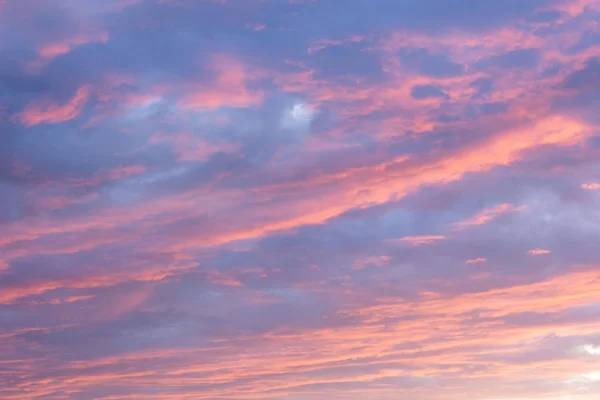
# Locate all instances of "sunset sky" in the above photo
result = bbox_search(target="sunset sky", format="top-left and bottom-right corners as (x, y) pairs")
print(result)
(2, 0), (600, 399)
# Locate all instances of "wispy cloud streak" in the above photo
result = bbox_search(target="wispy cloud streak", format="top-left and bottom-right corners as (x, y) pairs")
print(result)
(1, 0), (600, 399)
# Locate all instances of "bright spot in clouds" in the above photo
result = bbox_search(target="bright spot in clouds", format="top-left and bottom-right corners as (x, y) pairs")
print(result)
(281, 101), (316, 130)
(581, 344), (600, 355)
(580, 371), (600, 381)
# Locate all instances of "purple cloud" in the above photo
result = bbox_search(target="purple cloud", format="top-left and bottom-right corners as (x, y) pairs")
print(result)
(1, 0), (600, 399)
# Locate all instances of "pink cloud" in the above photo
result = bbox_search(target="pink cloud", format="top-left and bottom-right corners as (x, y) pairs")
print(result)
(453, 203), (524, 230)
(582, 183), (600, 190)
(178, 56), (264, 110)
(4, 5), (600, 399)
(38, 31), (109, 59)
(205, 270), (243, 287)
(466, 258), (487, 264)
(528, 248), (551, 255)
(394, 235), (446, 246)
(150, 131), (238, 161)
(245, 23), (266, 31)
(20, 85), (91, 127)
(353, 255), (391, 270)
(30, 192), (100, 212)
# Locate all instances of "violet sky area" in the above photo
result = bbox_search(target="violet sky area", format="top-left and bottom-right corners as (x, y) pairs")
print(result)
(2, 0), (600, 399)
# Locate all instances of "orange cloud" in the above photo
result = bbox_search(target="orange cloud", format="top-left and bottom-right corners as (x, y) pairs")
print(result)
(21, 85), (91, 127)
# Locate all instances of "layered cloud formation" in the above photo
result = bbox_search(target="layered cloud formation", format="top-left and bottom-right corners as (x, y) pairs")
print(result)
(2, 0), (600, 399)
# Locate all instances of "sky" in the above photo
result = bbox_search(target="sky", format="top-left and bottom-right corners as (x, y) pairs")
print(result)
(1, 0), (600, 399)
